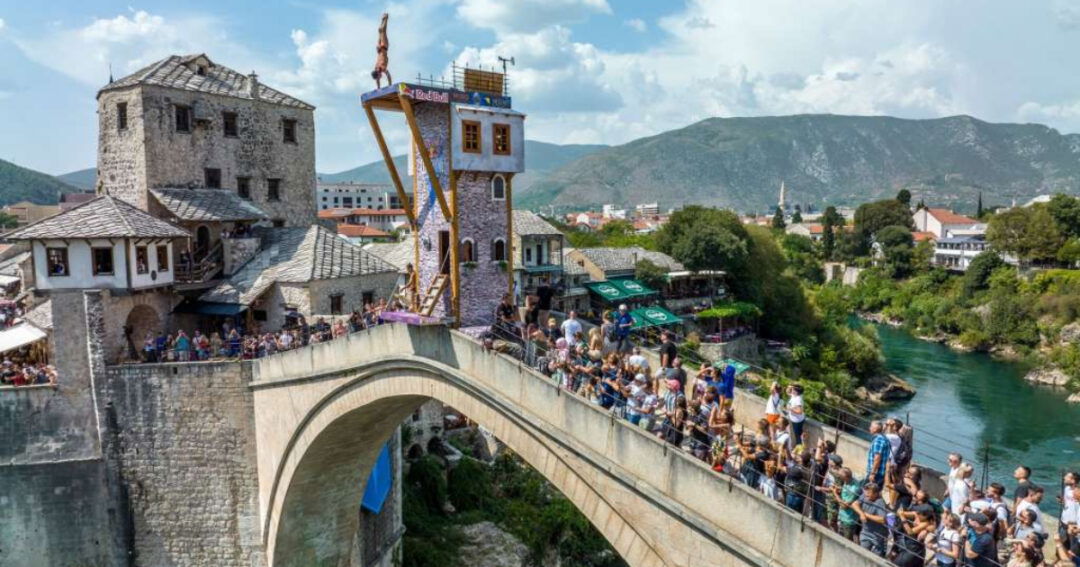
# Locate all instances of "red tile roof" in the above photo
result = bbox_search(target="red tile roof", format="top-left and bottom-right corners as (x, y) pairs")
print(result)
(317, 208), (352, 219)
(337, 224), (391, 237)
(350, 208), (407, 216)
(927, 208), (977, 225)
(912, 231), (936, 242)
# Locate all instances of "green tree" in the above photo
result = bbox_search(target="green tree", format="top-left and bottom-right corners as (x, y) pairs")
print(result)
(960, 251), (1006, 299)
(772, 206), (786, 229)
(791, 205), (803, 224)
(976, 192), (984, 219)
(1058, 238), (1080, 266)
(822, 206), (845, 227)
(822, 224), (836, 260)
(780, 233), (823, 284)
(655, 206), (749, 273)
(634, 258), (668, 290)
(1046, 193), (1080, 239)
(896, 189), (912, 206)
(875, 225), (915, 278)
(0, 212), (17, 229)
(986, 206), (1063, 266)
(854, 199), (916, 237)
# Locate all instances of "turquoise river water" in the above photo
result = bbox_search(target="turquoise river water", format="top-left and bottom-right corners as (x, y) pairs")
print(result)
(873, 323), (1080, 510)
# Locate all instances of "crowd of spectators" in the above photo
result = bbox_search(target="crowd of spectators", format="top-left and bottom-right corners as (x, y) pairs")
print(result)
(138, 301), (393, 363)
(484, 305), (1080, 567)
(0, 360), (56, 387)
(0, 300), (23, 329)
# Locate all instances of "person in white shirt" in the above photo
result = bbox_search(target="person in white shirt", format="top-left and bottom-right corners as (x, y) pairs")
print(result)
(627, 346), (649, 372)
(1016, 485), (1047, 537)
(764, 381), (783, 431)
(560, 311), (583, 344)
(1060, 471), (1079, 527)
(785, 384), (806, 447)
(948, 463), (974, 517)
(944, 453), (963, 506)
(884, 418), (902, 465)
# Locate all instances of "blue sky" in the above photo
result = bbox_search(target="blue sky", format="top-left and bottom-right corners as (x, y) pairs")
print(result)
(4, 1), (1080, 175)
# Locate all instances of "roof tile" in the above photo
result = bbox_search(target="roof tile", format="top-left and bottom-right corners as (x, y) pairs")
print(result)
(3, 196), (189, 240)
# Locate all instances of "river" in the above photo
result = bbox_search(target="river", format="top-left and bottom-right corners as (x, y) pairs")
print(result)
(872, 323), (1080, 510)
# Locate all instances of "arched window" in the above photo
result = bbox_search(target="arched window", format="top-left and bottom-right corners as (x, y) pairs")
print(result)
(459, 238), (476, 262)
(491, 175), (506, 201)
(491, 238), (506, 261)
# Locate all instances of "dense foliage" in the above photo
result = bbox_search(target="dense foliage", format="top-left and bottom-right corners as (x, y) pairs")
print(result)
(404, 450), (626, 567)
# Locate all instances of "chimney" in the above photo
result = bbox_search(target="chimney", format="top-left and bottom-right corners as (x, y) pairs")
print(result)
(247, 72), (259, 99)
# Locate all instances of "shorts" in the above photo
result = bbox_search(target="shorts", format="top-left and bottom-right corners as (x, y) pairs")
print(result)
(765, 413), (780, 424)
(838, 523), (860, 540)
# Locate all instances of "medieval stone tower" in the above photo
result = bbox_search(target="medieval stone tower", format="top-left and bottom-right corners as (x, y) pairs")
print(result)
(362, 67), (525, 326)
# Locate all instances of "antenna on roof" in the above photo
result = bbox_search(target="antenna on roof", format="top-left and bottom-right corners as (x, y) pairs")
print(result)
(497, 55), (515, 75)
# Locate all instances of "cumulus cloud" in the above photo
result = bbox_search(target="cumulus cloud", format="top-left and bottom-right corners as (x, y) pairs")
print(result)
(624, 18), (646, 33)
(456, 0), (611, 33)
(0, 18), (6, 32)
(12, 10), (263, 87)
(1053, 0), (1080, 29)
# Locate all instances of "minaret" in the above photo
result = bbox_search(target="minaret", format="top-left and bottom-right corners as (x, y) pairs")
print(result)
(778, 180), (787, 210)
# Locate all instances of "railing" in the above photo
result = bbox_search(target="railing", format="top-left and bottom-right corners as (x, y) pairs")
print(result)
(412, 62), (511, 97)
(176, 241), (223, 284)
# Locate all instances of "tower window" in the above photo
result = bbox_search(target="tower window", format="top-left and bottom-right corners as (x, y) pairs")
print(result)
(237, 176), (251, 200)
(175, 105), (192, 133)
(92, 247), (114, 276)
(135, 246), (149, 274)
(491, 175), (506, 201)
(493, 123), (511, 155)
(117, 102), (128, 131)
(330, 293), (344, 315)
(46, 248), (69, 277)
(491, 238), (506, 261)
(460, 239), (476, 262)
(462, 120), (481, 153)
(282, 119), (297, 143)
(267, 178), (281, 201)
(156, 245), (169, 271)
(223, 112), (238, 137)
(204, 168), (222, 189)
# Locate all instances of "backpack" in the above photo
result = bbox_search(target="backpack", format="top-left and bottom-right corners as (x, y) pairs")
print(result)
(893, 434), (912, 467)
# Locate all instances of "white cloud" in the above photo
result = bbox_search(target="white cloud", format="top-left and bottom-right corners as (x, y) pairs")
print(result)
(0, 18), (6, 32)
(456, 0), (611, 33)
(1054, 0), (1080, 29)
(624, 18), (646, 33)
(12, 10), (264, 87)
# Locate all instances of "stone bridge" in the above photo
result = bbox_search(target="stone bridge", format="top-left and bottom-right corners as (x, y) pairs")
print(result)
(250, 323), (889, 567)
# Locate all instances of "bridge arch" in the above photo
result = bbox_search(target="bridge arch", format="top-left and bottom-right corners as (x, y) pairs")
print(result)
(252, 324), (889, 567)
(261, 359), (667, 567)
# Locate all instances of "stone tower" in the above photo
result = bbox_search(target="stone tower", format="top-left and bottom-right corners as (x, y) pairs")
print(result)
(95, 54), (317, 226)
(362, 68), (525, 326)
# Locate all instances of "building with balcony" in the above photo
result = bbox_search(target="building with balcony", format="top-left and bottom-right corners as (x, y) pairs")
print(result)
(511, 210), (564, 297)
(933, 234), (992, 271)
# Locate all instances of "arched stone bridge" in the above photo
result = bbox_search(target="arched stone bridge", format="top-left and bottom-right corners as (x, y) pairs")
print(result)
(250, 323), (888, 567)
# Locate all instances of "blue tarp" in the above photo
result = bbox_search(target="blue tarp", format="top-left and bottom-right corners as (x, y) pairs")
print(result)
(361, 442), (393, 514)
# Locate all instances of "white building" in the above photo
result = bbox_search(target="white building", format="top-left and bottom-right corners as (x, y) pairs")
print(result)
(316, 182), (401, 211)
(602, 204), (627, 220)
(933, 234), (991, 271)
(634, 202), (659, 217)
(4, 197), (189, 292)
(913, 208), (983, 239)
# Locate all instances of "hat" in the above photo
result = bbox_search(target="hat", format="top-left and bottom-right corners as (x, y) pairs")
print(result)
(633, 373), (647, 383)
(666, 379), (681, 392)
(968, 512), (990, 527)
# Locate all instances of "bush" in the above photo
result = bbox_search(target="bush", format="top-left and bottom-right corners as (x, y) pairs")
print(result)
(447, 457), (494, 513)
(957, 329), (990, 350)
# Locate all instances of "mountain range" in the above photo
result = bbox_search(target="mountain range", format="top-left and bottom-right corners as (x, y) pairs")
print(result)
(8, 114), (1080, 213)
(518, 114), (1080, 213)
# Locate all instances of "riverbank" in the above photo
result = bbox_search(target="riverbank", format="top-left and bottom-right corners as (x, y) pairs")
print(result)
(873, 321), (1080, 513)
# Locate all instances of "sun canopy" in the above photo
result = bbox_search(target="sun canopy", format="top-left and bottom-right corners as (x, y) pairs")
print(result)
(585, 278), (657, 303)
(632, 306), (681, 327)
(716, 358), (751, 376)
(0, 323), (47, 353)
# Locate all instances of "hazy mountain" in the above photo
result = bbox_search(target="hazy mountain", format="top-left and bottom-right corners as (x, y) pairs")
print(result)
(318, 140), (607, 192)
(0, 159), (81, 206)
(517, 114), (1080, 214)
(56, 168), (97, 190)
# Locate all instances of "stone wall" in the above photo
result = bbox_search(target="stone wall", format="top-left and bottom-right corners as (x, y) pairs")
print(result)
(307, 272), (398, 317)
(412, 102), (511, 325)
(98, 87), (150, 206)
(105, 361), (266, 567)
(224, 237), (261, 275)
(0, 290), (131, 567)
(98, 84), (316, 226)
(101, 289), (178, 364)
